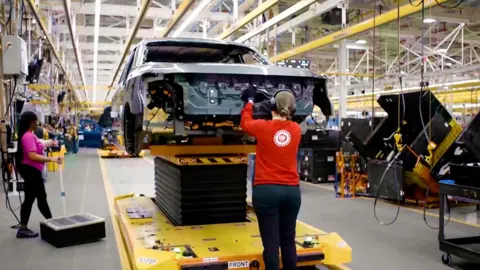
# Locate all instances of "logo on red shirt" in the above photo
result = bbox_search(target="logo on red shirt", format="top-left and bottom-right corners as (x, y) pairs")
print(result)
(273, 130), (291, 147)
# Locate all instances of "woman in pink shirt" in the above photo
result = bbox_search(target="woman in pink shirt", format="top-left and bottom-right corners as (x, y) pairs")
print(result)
(15, 111), (62, 238)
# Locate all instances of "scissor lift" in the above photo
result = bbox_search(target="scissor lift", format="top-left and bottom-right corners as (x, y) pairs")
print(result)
(114, 138), (352, 270)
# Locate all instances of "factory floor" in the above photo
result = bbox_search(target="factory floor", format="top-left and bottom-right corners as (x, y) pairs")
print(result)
(1, 149), (479, 270)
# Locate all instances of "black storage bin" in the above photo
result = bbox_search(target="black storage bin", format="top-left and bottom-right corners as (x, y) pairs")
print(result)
(298, 148), (337, 183)
(40, 213), (106, 248)
(367, 160), (404, 201)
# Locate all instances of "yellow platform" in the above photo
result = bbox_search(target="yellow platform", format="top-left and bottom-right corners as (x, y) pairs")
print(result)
(99, 149), (145, 158)
(115, 194), (352, 270)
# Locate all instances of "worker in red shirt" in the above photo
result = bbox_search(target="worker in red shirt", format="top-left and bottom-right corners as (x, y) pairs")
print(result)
(240, 87), (302, 270)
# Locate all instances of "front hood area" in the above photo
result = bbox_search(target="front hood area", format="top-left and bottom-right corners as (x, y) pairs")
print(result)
(131, 62), (317, 79)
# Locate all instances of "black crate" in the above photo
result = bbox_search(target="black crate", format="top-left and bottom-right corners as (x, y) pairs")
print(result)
(298, 148), (337, 183)
(154, 157), (248, 226)
(367, 160), (404, 201)
(40, 214), (106, 248)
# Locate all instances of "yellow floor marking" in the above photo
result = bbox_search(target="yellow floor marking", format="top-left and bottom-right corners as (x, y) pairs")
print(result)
(143, 156), (154, 165)
(97, 149), (131, 270)
(326, 264), (352, 270)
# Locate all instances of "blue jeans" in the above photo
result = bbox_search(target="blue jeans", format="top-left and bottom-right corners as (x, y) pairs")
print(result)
(252, 184), (301, 270)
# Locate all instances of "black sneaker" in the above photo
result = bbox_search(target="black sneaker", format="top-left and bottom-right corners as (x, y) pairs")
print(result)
(16, 228), (39, 238)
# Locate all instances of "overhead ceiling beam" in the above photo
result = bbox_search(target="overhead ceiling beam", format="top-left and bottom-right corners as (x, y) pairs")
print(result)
(217, 0), (279, 40)
(25, 0), (79, 100)
(92, 0), (102, 102)
(61, 41), (125, 51)
(207, 0), (258, 35)
(158, 0), (195, 37)
(56, 25), (203, 39)
(236, 0), (336, 43)
(43, 3), (230, 22)
(257, 2), (333, 42)
(70, 54), (121, 61)
(106, 0), (153, 94)
(172, 0), (213, 37)
(106, 0), (195, 101)
(270, 0), (449, 63)
(62, 0), (86, 95)
(84, 63), (118, 69)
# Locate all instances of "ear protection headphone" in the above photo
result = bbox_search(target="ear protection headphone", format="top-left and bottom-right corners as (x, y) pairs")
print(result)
(269, 90), (296, 116)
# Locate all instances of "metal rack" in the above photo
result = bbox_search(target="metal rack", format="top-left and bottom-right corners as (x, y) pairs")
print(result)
(438, 182), (480, 266)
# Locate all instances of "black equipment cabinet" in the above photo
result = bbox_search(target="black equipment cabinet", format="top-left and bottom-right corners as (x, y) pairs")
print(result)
(298, 129), (339, 184)
(298, 148), (337, 183)
(367, 160), (405, 201)
(438, 183), (480, 266)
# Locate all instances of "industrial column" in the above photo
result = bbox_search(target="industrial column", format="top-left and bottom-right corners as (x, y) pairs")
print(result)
(337, 1), (349, 121)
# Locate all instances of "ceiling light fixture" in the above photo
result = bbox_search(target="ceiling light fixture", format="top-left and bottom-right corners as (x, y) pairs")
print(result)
(355, 39), (367, 44)
(93, 0), (101, 102)
(172, 0), (212, 37)
(423, 18), (436, 24)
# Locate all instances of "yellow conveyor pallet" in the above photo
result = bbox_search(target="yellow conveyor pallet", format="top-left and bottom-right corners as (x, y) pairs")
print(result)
(114, 194), (352, 270)
(99, 149), (145, 158)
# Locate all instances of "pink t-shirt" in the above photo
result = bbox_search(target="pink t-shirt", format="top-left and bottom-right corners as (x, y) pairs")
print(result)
(22, 132), (44, 171)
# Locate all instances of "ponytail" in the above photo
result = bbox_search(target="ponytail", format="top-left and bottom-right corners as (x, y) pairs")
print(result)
(279, 109), (292, 120)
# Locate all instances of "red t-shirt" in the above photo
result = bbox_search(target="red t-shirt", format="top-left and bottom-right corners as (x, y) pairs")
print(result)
(240, 102), (301, 186)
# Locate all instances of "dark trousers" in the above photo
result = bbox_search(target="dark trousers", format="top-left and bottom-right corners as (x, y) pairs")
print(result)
(253, 184), (301, 270)
(18, 164), (52, 226)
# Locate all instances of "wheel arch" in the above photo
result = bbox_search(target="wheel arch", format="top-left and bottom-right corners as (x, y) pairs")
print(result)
(128, 77), (146, 115)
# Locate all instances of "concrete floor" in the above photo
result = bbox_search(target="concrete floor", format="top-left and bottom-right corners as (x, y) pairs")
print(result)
(1, 149), (479, 270)
(0, 149), (121, 270)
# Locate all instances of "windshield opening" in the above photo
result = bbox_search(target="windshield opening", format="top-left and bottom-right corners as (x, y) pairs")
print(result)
(143, 41), (268, 65)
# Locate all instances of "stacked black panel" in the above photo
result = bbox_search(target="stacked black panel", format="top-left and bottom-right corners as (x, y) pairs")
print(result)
(154, 157), (248, 226)
(340, 117), (384, 154)
(340, 117), (385, 174)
